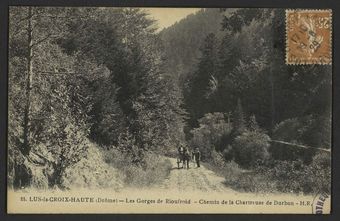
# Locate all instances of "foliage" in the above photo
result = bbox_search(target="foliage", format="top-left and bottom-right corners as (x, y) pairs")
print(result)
(256, 152), (331, 194)
(221, 8), (272, 32)
(90, 80), (126, 146)
(218, 152), (331, 194)
(273, 118), (303, 144)
(62, 8), (187, 150)
(8, 7), (95, 188)
(63, 143), (124, 190)
(116, 129), (144, 165)
(8, 7), (186, 189)
(232, 98), (246, 135)
(190, 113), (232, 160)
(104, 148), (172, 187)
(224, 171), (277, 193)
(184, 33), (220, 127)
(232, 131), (270, 169)
(273, 114), (331, 149)
(248, 115), (260, 132)
(8, 7), (332, 194)
(177, 9), (331, 195)
(180, 8), (331, 137)
(160, 9), (225, 86)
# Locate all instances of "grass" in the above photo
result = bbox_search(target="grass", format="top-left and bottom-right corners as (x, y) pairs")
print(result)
(62, 143), (124, 190)
(205, 152), (331, 195)
(104, 148), (172, 188)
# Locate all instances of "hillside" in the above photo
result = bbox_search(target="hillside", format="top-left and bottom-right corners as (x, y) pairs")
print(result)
(160, 8), (233, 83)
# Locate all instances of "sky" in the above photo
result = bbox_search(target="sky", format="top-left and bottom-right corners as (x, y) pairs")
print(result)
(144, 8), (200, 31)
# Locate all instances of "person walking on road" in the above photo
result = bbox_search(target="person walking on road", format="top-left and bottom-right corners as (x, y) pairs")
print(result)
(192, 147), (201, 168)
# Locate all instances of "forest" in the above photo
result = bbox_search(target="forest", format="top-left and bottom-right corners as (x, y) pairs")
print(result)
(8, 8), (331, 194)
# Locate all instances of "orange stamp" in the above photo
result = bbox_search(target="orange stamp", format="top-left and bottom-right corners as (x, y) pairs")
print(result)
(286, 9), (332, 65)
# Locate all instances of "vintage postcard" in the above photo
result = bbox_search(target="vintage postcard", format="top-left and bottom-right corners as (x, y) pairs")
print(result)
(7, 7), (332, 214)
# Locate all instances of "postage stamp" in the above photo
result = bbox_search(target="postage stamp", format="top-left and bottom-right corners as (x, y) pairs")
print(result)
(286, 9), (332, 65)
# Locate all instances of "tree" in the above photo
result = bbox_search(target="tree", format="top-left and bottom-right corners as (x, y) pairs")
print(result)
(90, 81), (126, 146)
(190, 113), (232, 160)
(8, 7), (94, 188)
(184, 33), (219, 127)
(232, 131), (270, 169)
(10, 7), (75, 156)
(221, 8), (272, 33)
(248, 115), (260, 132)
(60, 8), (187, 153)
(160, 9), (224, 86)
(233, 98), (246, 135)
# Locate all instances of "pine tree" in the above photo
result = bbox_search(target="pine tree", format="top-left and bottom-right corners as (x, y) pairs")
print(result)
(248, 114), (260, 132)
(90, 80), (126, 146)
(61, 8), (187, 153)
(185, 33), (219, 127)
(233, 98), (246, 135)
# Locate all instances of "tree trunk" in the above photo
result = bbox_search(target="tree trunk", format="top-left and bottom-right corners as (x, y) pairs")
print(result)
(22, 7), (33, 156)
(269, 65), (275, 134)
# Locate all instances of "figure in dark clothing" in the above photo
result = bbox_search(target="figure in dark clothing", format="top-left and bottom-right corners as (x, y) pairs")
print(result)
(177, 144), (184, 168)
(192, 147), (201, 168)
(183, 149), (190, 169)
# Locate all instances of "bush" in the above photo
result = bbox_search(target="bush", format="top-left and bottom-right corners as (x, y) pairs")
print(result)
(225, 171), (277, 193)
(273, 117), (303, 144)
(308, 152), (331, 193)
(206, 143), (330, 194)
(232, 131), (270, 168)
(210, 150), (227, 168)
(259, 152), (331, 194)
(206, 158), (277, 193)
(261, 160), (309, 193)
(269, 141), (316, 163)
(104, 148), (172, 187)
(271, 115), (330, 163)
(222, 145), (234, 161)
(273, 114), (331, 149)
(238, 151), (331, 194)
(62, 144), (124, 190)
(125, 154), (172, 187)
(190, 112), (232, 160)
(301, 114), (331, 149)
(221, 151), (330, 194)
(102, 129), (172, 187)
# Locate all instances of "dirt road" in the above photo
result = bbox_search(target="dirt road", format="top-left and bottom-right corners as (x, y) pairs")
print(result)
(158, 158), (238, 193)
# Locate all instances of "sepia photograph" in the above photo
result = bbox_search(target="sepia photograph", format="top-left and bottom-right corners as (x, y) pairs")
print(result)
(7, 7), (332, 214)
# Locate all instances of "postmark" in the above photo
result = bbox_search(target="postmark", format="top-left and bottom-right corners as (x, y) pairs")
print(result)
(312, 191), (331, 214)
(286, 9), (332, 65)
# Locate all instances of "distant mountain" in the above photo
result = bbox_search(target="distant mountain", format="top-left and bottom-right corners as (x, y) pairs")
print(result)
(160, 8), (233, 83)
